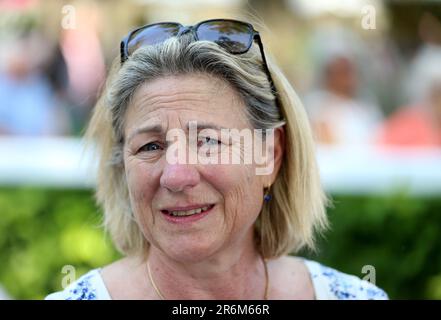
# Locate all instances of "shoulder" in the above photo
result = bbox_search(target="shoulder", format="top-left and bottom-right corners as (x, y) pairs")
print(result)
(303, 259), (389, 300)
(45, 269), (111, 300)
(267, 255), (315, 299)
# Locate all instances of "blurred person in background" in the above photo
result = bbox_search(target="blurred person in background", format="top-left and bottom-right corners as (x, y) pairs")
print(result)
(0, 0), (105, 137)
(378, 13), (441, 147)
(0, 30), (71, 136)
(304, 28), (383, 145)
(59, 1), (106, 134)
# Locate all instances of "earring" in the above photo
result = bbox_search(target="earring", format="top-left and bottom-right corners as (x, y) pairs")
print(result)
(264, 184), (272, 202)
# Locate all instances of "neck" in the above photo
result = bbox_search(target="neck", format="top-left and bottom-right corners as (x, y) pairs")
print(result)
(145, 234), (268, 299)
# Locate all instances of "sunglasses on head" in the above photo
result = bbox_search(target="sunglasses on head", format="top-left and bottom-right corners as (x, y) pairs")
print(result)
(120, 19), (277, 97)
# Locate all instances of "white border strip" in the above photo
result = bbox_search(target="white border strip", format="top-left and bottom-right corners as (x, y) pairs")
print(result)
(1, 137), (440, 194)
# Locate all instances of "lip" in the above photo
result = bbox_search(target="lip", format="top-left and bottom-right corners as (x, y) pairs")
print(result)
(160, 204), (215, 224)
(161, 203), (213, 212)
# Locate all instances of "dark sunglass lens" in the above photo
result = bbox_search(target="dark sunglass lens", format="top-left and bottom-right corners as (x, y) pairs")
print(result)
(127, 23), (181, 55)
(197, 20), (253, 54)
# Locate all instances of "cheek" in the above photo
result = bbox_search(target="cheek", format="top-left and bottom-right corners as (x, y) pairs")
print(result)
(203, 164), (263, 226)
(125, 160), (157, 215)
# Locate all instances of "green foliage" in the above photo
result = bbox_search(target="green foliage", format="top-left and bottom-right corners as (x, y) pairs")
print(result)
(0, 187), (120, 299)
(0, 187), (440, 299)
(304, 193), (441, 299)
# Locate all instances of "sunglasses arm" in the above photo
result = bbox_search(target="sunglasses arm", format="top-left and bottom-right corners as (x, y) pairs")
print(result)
(253, 34), (279, 102)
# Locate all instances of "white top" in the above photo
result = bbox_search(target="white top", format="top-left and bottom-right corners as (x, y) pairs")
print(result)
(45, 259), (388, 300)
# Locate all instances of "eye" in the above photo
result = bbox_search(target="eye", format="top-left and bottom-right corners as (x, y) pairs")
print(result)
(138, 142), (163, 153)
(198, 136), (221, 147)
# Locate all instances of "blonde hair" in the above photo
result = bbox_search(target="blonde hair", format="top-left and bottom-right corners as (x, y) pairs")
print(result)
(86, 32), (328, 258)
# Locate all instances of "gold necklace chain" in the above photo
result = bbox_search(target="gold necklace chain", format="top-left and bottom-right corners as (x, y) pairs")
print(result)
(146, 259), (166, 300)
(147, 255), (269, 300)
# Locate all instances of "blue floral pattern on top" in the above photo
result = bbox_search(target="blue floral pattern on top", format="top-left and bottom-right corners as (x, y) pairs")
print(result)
(66, 272), (97, 300)
(45, 259), (388, 300)
(45, 269), (109, 300)
(305, 260), (388, 300)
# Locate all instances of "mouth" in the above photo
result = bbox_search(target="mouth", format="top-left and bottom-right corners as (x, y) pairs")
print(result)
(160, 204), (215, 223)
(161, 204), (215, 217)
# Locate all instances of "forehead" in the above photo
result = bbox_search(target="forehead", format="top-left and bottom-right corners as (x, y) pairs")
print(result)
(125, 73), (250, 130)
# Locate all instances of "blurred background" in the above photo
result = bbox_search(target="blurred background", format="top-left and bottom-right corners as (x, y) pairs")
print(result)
(0, 0), (440, 299)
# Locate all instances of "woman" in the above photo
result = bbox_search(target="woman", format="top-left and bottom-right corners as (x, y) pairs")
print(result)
(46, 19), (387, 300)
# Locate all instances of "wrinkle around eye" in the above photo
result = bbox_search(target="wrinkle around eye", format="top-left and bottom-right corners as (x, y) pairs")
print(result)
(137, 140), (166, 153)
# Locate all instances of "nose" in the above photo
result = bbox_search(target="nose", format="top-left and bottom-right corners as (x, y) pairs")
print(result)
(160, 162), (200, 193)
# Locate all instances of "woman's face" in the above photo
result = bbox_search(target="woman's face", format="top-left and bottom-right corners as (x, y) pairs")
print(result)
(123, 73), (278, 262)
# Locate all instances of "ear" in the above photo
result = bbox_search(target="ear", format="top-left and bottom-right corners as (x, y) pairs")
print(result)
(257, 126), (285, 182)
(270, 126), (285, 184)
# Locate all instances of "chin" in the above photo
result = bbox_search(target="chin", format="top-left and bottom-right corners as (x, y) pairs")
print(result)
(161, 236), (222, 263)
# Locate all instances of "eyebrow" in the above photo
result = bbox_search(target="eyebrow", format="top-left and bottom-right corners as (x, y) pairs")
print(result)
(127, 124), (164, 143)
(127, 122), (227, 143)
